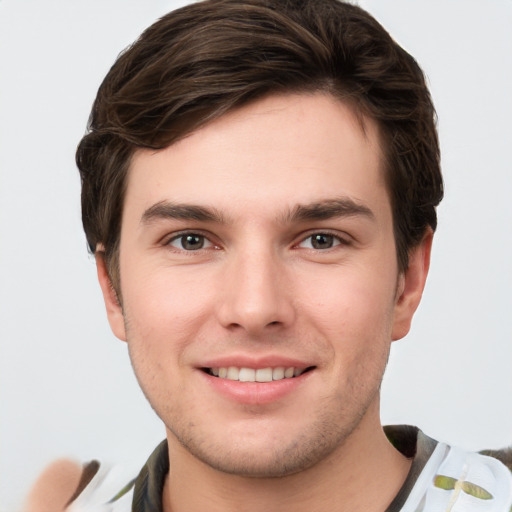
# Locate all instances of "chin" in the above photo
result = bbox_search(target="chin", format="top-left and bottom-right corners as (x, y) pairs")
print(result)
(168, 411), (362, 478)
(190, 442), (332, 478)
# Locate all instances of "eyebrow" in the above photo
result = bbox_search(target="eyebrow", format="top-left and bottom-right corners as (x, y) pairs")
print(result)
(282, 198), (375, 223)
(141, 201), (226, 225)
(141, 197), (374, 226)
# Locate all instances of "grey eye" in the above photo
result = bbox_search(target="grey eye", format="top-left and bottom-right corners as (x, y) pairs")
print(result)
(170, 234), (210, 250)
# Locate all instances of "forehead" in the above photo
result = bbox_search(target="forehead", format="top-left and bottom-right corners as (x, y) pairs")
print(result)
(124, 93), (388, 222)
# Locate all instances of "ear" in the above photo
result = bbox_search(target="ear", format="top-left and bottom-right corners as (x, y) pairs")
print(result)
(391, 229), (433, 341)
(95, 250), (127, 342)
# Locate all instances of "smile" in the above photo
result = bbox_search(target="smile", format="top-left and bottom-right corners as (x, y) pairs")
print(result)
(204, 366), (314, 382)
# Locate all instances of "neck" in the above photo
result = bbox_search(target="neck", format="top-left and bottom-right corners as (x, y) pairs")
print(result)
(162, 404), (411, 512)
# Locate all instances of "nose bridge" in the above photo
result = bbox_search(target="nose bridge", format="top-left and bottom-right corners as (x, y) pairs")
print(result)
(217, 238), (294, 333)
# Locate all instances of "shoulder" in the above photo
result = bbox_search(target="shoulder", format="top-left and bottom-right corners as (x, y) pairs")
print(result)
(386, 427), (512, 512)
(414, 442), (512, 511)
(480, 447), (512, 473)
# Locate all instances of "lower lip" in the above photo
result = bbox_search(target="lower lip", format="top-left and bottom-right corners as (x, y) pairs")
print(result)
(199, 370), (313, 405)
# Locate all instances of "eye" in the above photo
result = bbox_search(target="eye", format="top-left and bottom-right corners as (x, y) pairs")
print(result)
(168, 233), (213, 251)
(298, 233), (344, 250)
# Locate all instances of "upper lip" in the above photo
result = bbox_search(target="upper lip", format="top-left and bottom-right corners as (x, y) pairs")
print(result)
(198, 354), (316, 370)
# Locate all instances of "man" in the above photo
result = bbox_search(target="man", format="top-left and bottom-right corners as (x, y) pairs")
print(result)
(26, 0), (512, 511)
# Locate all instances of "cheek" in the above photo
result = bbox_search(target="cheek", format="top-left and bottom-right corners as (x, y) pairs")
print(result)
(293, 266), (398, 384)
(302, 270), (396, 384)
(126, 258), (216, 313)
(120, 263), (218, 357)
(296, 265), (397, 335)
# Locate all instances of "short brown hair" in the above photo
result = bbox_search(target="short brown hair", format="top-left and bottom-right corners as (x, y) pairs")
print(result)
(77, 0), (443, 291)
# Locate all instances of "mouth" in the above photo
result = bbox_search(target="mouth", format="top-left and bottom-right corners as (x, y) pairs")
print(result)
(201, 366), (316, 382)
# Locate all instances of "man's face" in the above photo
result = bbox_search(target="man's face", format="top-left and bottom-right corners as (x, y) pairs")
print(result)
(100, 93), (424, 477)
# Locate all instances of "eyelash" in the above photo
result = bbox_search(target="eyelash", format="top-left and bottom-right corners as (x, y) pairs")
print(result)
(164, 230), (351, 252)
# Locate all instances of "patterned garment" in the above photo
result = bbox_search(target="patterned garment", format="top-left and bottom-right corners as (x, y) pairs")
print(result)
(66, 426), (512, 512)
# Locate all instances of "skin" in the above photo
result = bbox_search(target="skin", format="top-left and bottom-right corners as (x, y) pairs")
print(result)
(25, 459), (82, 512)
(96, 93), (432, 512)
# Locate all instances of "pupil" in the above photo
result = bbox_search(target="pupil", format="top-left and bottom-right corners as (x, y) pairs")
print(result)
(183, 235), (203, 250)
(312, 234), (333, 249)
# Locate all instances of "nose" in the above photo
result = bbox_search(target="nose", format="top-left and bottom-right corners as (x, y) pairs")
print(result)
(216, 247), (296, 336)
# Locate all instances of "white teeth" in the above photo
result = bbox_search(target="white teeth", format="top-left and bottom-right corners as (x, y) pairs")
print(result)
(284, 367), (294, 378)
(239, 368), (256, 382)
(227, 367), (239, 380)
(255, 367), (273, 382)
(272, 367), (285, 380)
(211, 366), (308, 382)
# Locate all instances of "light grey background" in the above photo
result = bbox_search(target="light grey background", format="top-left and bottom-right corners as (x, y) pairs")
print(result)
(1, 1), (511, 510)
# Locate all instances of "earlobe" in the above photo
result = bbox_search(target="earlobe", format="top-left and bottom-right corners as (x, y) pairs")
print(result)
(391, 229), (433, 341)
(95, 250), (127, 342)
